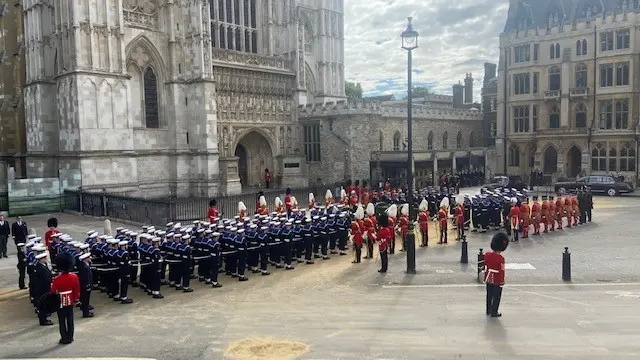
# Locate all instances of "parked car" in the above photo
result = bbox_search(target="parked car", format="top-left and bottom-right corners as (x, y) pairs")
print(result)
(555, 175), (634, 196)
(486, 175), (527, 192)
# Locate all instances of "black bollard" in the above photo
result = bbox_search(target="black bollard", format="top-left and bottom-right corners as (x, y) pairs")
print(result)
(562, 247), (571, 281)
(460, 239), (468, 264)
(406, 230), (416, 274)
(477, 248), (484, 282)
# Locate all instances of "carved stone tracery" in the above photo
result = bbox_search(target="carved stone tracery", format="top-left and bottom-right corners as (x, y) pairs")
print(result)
(124, 0), (159, 28)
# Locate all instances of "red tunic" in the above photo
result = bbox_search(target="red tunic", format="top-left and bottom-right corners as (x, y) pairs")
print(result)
(520, 203), (530, 226)
(351, 220), (363, 247)
(51, 273), (80, 307)
(400, 216), (409, 238)
(284, 194), (293, 212)
(44, 229), (61, 248)
(377, 227), (393, 252)
(484, 252), (505, 286)
(349, 194), (358, 206)
(208, 208), (219, 224)
(455, 206), (464, 227)
(509, 205), (520, 229)
(418, 211), (430, 232)
(438, 209), (448, 230)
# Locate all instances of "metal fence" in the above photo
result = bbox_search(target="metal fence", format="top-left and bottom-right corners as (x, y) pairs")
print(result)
(63, 183), (339, 227)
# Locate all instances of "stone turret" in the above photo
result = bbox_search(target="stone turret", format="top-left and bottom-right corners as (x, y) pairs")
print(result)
(452, 82), (464, 108)
(464, 73), (474, 104)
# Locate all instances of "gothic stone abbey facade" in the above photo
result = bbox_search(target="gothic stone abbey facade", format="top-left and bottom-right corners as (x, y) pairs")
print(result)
(23, 0), (344, 196)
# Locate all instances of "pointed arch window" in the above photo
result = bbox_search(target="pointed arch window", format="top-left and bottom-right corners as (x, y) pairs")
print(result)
(576, 39), (588, 56)
(550, 43), (561, 59)
(469, 131), (476, 148)
(620, 142), (636, 172)
(575, 103), (587, 128)
(393, 131), (401, 151)
(549, 103), (560, 129)
(210, 0), (258, 53)
(591, 143), (606, 171)
(575, 63), (587, 88)
(379, 131), (384, 151)
(508, 144), (520, 167)
(609, 144), (618, 171)
(143, 67), (159, 128)
(427, 131), (433, 150)
(549, 66), (561, 91)
(442, 132), (448, 150)
(456, 131), (462, 149)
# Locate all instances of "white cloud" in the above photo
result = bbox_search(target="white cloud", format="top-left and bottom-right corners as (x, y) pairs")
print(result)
(344, 0), (509, 102)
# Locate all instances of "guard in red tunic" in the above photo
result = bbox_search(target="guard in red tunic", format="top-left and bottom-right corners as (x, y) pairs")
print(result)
(237, 201), (247, 221)
(520, 199), (530, 239)
(555, 196), (564, 230)
(399, 204), (409, 252)
(45, 218), (60, 248)
(571, 196), (580, 226)
(364, 203), (376, 258)
(208, 200), (219, 224)
(548, 196), (557, 231)
(438, 197), (449, 244)
(51, 253), (81, 344)
(540, 197), (550, 233)
(508, 198), (520, 242)
(530, 196), (541, 235)
(351, 205), (365, 263)
(284, 188), (293, 215)
(325, 189), (334, 209)
(386, 204), (398, 254)
(418, 199), (430, 247)
(308, 193), (316, 210)
(454, 195), (465, 241)
(484, 232), (508, 318)
(377, 214), (392, 273)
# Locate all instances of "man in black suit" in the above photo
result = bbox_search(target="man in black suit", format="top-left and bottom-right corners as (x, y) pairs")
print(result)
(12, 216), (28, 248)
(0, 215), (10, 258)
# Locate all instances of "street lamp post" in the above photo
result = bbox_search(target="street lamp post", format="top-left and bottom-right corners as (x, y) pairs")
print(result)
(401, 17), (419, 275)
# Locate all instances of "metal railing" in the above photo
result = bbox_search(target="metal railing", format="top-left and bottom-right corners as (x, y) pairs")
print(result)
(63, 183), (341, 227)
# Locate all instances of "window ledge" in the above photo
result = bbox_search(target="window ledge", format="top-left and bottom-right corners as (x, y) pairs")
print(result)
(133, 127), (169, 131)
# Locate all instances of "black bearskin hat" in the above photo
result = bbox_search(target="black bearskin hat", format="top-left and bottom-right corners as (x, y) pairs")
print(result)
(377, 213), (389, 228)
(363, 180), (368, 188)
(346, 179), (352, 186)
(54, 252), (76, 273)
(209, 199), (217, 207)
(286, 188), (291, 195)
(490, 232), (509, 252)
(47, 217), (58, 228)
(532, 196), (538, 201)
(355, 180), (360, 186)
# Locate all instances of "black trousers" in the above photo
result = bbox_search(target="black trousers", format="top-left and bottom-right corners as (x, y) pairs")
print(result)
(57, 305), (75, 341)
(36, 295), (49, 324)
(338, 232), (348, 251)
(199, 256), (210, 278)
(389, 235), (395, 254)
(486, 284), (503, 315)
(282, 242), (292, 265)
(313, 236), (320, 255)
(380, 249), (388, 271)
(294, 241), (303, 259)
(586, 208), (592, 222)
(329, 233), (337, 250)
(18, 262), (26, 289)
(0, 235), (7, 256)
(226, 253), (237, 274)
(80, 290), (91, 315)
(420, 230), (428, 246)
(321, 235), (329, 256)
(269, 245), (280, 264)
(236, 250), (247, 276)
(366, 241), (374, 258)
(248, 249), (259, 268)
(150, 262), (161, 291)
(119, 269), (129, 298)
(260, 247), (269, 270)
(129, 260), (138, 284)
(160, 260), (168, 280)
(209, 256), (219, 282)
(181, 260), (191, 287)
(304, 238), (313, 260)
(354, 247), (362, 263)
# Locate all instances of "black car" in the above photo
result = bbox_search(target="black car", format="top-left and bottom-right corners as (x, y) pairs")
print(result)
(486, 175), (527, 192)
(555, 175), (634, 196)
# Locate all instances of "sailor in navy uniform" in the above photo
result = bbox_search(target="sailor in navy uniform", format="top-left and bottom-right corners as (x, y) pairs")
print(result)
(137, 234), (150, 293)
(160, 228), (171, 284)
(208, 231), (223, 287)
(167, 233), (181, 287)
(77, 253), (94, 317)
(16, 242), (27, 289)
(148, 237), (164, 298)
(319, 216), (330, 260)
(33, 251), (53, 326)
(292, 220), (303, 263)
(280, 221), (295, 270)
(268, 222), (282, 268)
(127, 232), (139, 288)
(311, 216), (321, 258)
(234, 228), (249, 281)
(245, 224), (260, 273)
(337, 212), (349, 256)
(301, 218), (315, 264)
(257, 225), (271, 275)
(327, 214), (338, 254)
(25, 241), (36, 299)
(116, 240), (134, 304)
(192, 228), (205, 282)
(104, 238), (120, 298)
(177, 235), (194, 292)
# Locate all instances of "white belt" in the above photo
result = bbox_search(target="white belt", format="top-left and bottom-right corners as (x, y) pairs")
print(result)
(60, 290), (72, 295)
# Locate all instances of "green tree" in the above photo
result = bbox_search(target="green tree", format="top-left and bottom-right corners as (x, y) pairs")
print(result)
(407, 86), (431, 98)
(345, 81), (363, 98)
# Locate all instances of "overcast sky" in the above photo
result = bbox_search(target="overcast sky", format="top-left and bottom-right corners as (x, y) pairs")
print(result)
(343, 0), (509, 101)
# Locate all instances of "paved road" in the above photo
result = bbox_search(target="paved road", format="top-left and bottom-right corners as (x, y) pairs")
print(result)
(0, 195), (639, 359)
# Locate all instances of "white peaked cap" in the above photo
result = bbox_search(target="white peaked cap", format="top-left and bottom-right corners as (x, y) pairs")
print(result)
(366, 203), (375, 216)
(309, 193), (315, 202)
(238, 201), (247, 212)
(419, 199), (428, 211)
(36, 253), (48, 259)
(79, 253), (91, 261)
(511, 197), (517, 204)
(259, 196), (267, 206)
(455, 194), (465, 205)
(386, 204), (398, 218)
(340, 188), (347, 198)
(275, 197), (283, 206)
(354, 205), (365, 220)
(28, 234), (37, 239)
(326, 189), (333, 199)
(440, 196), (450, 209)
(400, 204), (409, 216)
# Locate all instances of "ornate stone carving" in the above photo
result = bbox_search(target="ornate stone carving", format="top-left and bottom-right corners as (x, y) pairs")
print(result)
(131, 46), (151, 67)
(124, 0), (159, 28)
(304, 64), (315, 96)
(93, 25), (108, 36)
(286, 126), (292, 154)
(304, 22), (313, 52)
(211, 49), (292, 71)
(78, 21), (90, 34)
(110, 26), (121, 39)
(279, 127), (285, 153)
(331, 13), (337, 36)
(221, 126), (230, 156)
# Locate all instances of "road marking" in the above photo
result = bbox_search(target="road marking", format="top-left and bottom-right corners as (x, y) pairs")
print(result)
(378, 282), (640, 289)
(505, 263), (536, 270)
(435, 269), (454, 274)
(606, 291), (640, 299)
(509, 288), (590, 306)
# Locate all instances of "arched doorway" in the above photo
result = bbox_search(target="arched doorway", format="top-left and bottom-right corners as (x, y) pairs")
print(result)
(543, 146), (558, 174)
(234, 130), (274, 187)
(567, 146), (582, 178)
(235, 144), (249, 186)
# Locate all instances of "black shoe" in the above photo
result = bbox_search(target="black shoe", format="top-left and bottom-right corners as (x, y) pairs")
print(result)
(161, 280), (169, 286)
(88, 305), (94, 310)
(112, 297), (121, 302)
(83, 312), (95, 318)
(378, 269), (387, 273)
(275, 264), (284, 268)
(285, 266), (294, 270)
(238, 277), (248, 282)
(131, 283), (139, 288)
(59, 338), (71, 344)
(175, 286), (183, 291)
(322, 256), (330, 260)
(212, 283), (223, 288)
(153, 293), (164, 299)
(183, 288), (194, 293)
(231, 273), (239, 278)
(306, 260), (315, 264)
(261, 271), (271, 276)
(40, 320), (54, 326)
(19, 286), (27, 290)
(121, 298), (134, 304)
(490, 313), (502, 318)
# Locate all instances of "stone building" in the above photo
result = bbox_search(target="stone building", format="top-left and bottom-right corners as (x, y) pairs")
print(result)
(298, 97), (486, 188)
(482, 62), (498, 148)
(496, 0), (640, 183)
(0, 0), (27, 186)
(21, 0), (344, 197)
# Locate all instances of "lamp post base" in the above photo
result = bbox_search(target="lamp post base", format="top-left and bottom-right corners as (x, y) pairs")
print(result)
(406, 228), (416, 274)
